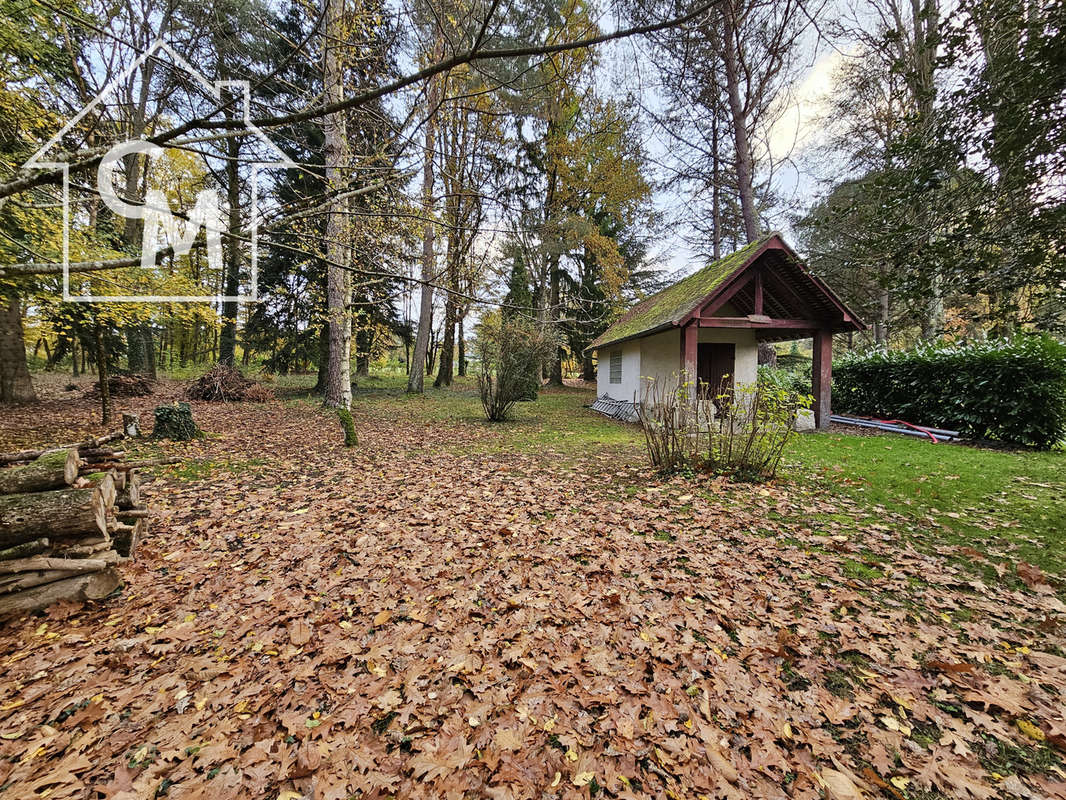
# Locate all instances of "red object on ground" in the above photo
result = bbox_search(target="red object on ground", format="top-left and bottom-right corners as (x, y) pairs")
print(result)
(871, 417), (940, 443)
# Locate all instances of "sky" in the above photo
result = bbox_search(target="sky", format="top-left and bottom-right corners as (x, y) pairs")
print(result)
(593, 3), (860, 280)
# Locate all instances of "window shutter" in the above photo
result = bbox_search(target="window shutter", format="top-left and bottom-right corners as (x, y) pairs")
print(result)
(609, 350), (622, 384)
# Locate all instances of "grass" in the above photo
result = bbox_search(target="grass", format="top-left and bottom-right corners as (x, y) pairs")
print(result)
(275, 371), (641, 456)
(180, 367), (1066, 576)
(785, 431), (1066, 575)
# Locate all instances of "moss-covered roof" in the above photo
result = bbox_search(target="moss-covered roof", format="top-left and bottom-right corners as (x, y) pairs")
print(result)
(589, 235), (772, 351)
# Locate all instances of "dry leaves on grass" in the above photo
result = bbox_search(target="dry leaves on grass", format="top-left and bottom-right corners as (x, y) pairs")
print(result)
(0, 387), (1063, 799)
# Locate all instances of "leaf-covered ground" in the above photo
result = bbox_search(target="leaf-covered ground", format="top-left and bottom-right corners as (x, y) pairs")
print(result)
(0, 378), (1064, 800)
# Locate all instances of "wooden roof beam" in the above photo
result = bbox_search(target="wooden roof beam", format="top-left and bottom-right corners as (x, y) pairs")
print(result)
(697, 316), (822, 329)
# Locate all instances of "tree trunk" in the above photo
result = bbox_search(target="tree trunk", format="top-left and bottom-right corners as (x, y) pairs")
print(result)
(93, 321), (111, 424)
(142, 325), (157, 379)
(407, 67), (440, 395)
(0, 292), (35, 403)
(581, 352), (595, 382)
(127, 328), (145, 373)
(711, 112), (722, 260)
(457, 315), (466, 377)
(218, 94), (242, 365)
(722, 7), (760, 243)
(921, 273), (944, 339)
(434, 298), (456, 388)
(876, 289), (890, 346)
(322, 0), (352, 409)
(355, 324), (371, 377)
(549, 255), (564, 385)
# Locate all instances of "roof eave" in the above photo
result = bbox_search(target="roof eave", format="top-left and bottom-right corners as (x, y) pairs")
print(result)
(586, 321), (677, 354)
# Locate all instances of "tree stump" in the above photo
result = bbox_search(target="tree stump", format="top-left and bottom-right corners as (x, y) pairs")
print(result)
(152, 402), (200, 441)
(122, 413), (140, 438)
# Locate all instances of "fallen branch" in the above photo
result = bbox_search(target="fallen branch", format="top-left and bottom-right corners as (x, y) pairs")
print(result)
(0, 432), (123, 465)
(81, 457), (181, 473)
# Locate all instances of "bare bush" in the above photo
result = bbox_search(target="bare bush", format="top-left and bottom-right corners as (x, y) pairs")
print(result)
(637, 372), (809, 480)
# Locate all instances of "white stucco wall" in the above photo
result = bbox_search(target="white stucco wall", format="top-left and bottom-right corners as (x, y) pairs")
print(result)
(596, 338), (642, 402)
(639, 329), (682, 392)
(595, 326), (757, 401)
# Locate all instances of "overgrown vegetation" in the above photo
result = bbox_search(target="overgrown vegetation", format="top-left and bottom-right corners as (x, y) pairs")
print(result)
(337, 407), (358, 447)
(834, 335), (1066, 448)
(637, 373), (808, 480)
(151, 402), (201, 441)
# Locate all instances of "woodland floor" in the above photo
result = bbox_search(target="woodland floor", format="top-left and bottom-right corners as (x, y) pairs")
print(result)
(0, 373), (1064, 800)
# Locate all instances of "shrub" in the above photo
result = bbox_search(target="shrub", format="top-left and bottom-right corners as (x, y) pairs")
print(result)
(637, 373), (809, 480)
(758, 365), (811, 397)
(476, 316), (557, 422)
(833, 335), (1066, 449)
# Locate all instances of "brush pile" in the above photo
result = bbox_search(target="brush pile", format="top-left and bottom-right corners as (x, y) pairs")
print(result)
(0, 432), (161, 616)
(87, 373), (154, 397)
(186, 363), (275, 402)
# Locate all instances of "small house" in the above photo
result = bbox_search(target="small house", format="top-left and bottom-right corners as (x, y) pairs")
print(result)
(587, 233), (864, 428)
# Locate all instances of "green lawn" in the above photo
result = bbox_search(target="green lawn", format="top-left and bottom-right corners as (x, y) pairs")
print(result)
(785, 431), (1065, 576)
(273, 370), (1066, 576)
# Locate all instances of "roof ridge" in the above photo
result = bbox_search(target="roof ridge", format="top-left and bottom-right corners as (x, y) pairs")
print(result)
(588, 235), (775, 351)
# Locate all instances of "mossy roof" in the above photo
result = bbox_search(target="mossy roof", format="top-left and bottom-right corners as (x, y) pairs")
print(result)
(589, 234), (773, 351)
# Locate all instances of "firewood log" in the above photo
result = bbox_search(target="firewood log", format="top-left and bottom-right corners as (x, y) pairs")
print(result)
(0, 450), (80, 495)
(54, 539), (111, 558)
(80, 457), (180, 473)
(0, 485), (111, 548)
(112, 519), (145, 559)
(0, 432), (123, 466)
(0, 556), (110, 574)
(115, 508), (149, 519)
(0, 538), (50, 561)
(0, 567), (122, 616)
(116, 473), (140, 510)
(78, 448), (124, 461)
(98, 472), (117, 513)
(0, 569), (88, 594)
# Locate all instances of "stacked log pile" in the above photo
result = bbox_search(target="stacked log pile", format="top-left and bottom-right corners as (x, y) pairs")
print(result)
(0, 434), (158, 616)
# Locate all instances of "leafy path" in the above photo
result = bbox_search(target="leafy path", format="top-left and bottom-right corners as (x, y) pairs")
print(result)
(0, 386), (1064, 799)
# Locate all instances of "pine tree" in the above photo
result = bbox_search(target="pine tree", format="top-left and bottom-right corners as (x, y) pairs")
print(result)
(502, 254), (539, 400)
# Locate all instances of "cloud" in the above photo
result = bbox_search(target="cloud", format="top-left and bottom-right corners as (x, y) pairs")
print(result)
(765, 50), (844, 163)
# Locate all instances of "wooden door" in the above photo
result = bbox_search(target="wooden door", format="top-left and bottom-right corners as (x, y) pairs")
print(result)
(697, 343), (735, 411)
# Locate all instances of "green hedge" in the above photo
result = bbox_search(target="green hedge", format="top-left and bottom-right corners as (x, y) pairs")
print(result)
(833, 336), (1066, 449)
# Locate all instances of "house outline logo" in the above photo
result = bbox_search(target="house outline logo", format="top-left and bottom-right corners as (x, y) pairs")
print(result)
(25, 39), (297, 303)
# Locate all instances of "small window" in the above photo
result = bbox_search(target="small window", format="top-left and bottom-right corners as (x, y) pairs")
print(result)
(609, 350), (622, 384)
